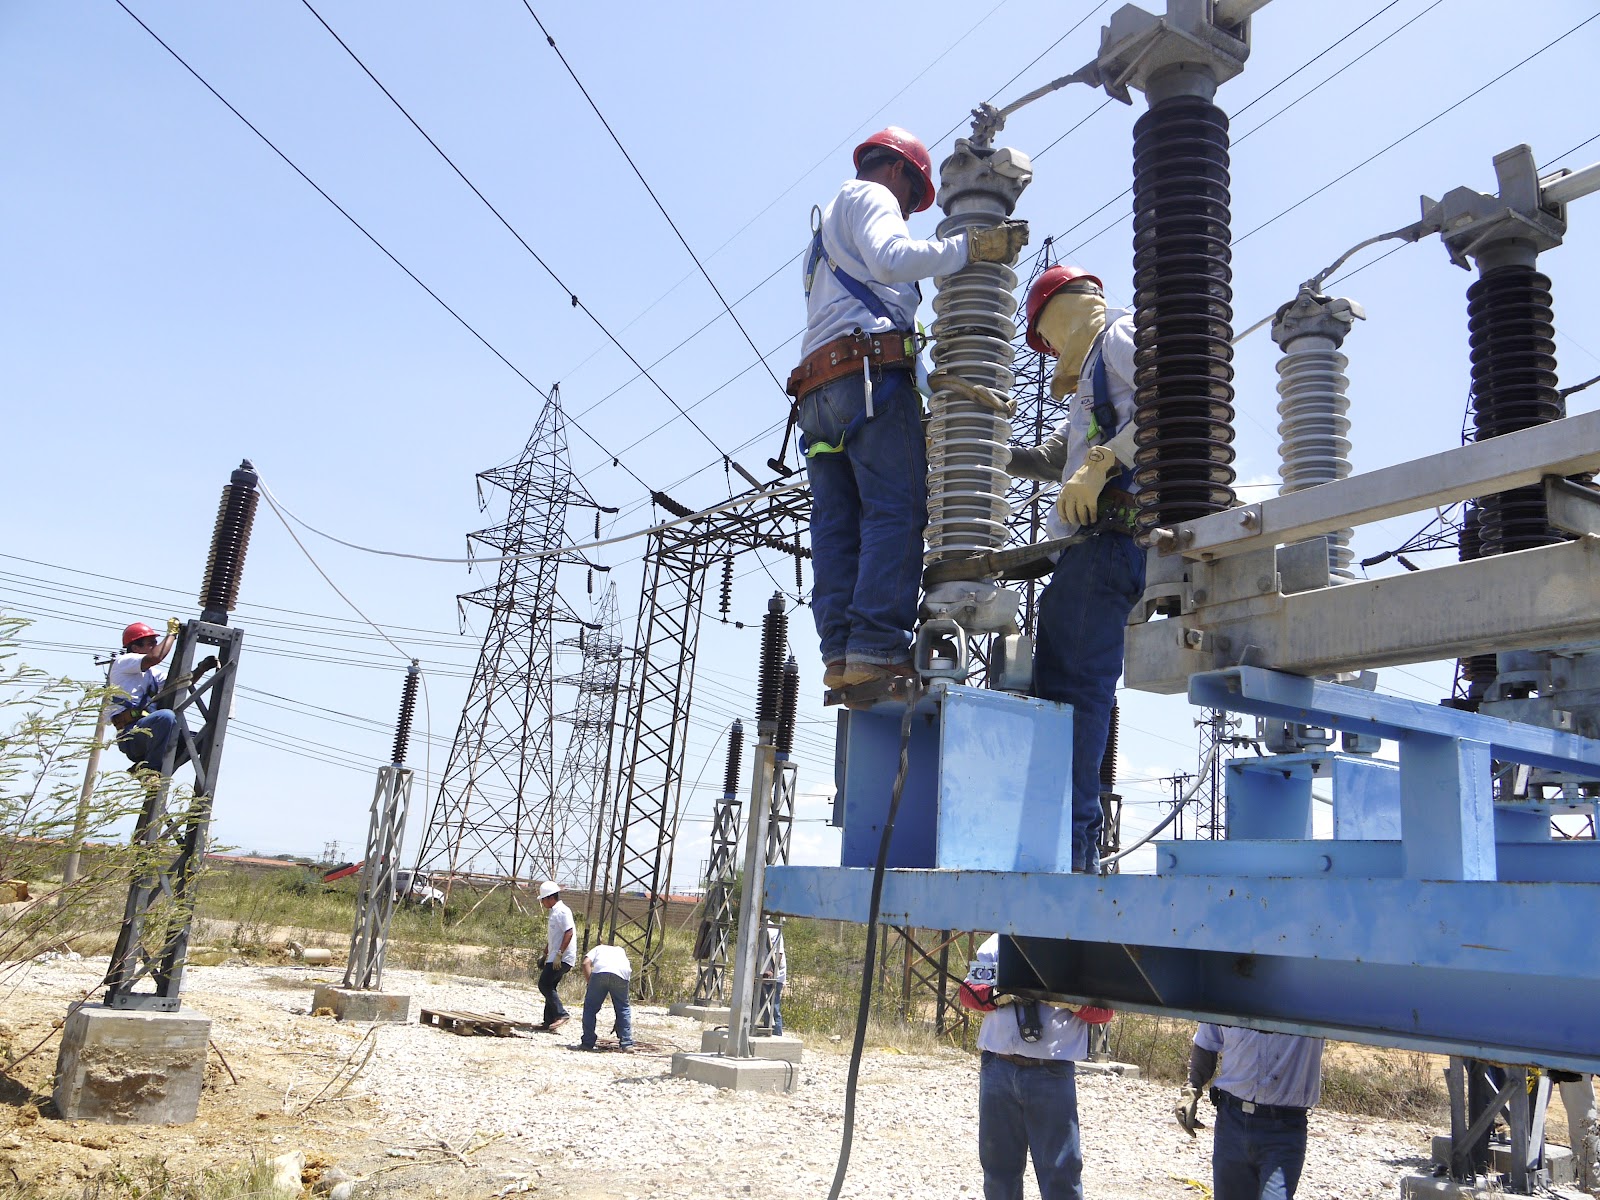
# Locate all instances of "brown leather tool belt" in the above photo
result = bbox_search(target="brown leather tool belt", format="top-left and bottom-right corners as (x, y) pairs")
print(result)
(786, 329), (916, 400)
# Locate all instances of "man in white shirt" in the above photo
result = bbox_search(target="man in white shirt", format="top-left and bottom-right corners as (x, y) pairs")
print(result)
(758, 918), (787, 1036)
(536, 881), (576, 1030)
(1009, 267), (1144, 872)
(1175, 1023), (1325, 1200)
(789, 127), (1027, 693)
(960, 934), (1114, 1200)
(575, 942), (633, 1051)
(109, 619), (178, 773)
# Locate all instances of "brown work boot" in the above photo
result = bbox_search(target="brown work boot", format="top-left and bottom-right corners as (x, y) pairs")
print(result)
(842, 660), (917, 688)
(823, 660), (849, 689)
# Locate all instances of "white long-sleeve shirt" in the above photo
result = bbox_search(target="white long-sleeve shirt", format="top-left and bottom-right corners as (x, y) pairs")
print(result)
(800, 179), (969, 357)
(1042, 307), (1139, 541)
(964, 934), (1090, 1061)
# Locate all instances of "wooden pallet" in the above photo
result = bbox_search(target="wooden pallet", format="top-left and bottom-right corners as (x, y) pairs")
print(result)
(418, 1007), (537, 1037)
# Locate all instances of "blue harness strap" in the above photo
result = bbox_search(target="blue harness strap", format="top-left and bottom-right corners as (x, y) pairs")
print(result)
(805, 227), (895, 323)
(1082, 331), (1127, 488)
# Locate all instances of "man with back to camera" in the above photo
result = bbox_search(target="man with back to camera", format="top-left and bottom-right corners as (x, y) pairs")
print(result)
(574, 941), (633, 1052)
(536, 880), (576, 1031)
(789, 126), (1028, 695)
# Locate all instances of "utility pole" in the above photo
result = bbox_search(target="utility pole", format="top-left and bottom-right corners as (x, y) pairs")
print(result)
(60, 655), (114, 897)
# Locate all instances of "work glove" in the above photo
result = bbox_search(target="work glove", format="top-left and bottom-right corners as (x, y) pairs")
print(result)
(967, 220), (1030, 265)
(958, 980), (999, 1012)
(166, 617), (182, 638)
(1055, 445), (1119, 527)
(1175, 1084), (1204, 1138)
(927, 369), (1015, 416)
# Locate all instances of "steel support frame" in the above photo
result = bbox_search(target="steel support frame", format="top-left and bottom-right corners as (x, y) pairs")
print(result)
(753, 758), (796, 1034)
(343, 764), (413, 991)
(105, 620), (243, 1011)
(691, 789), (741, 1004)
(597, 483), (809, 997)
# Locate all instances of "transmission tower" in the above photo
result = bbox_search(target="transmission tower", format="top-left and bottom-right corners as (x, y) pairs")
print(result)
(412, 387), (609, 894)
(556, 582), (625, 934)
(1192, 709), (1237, 840)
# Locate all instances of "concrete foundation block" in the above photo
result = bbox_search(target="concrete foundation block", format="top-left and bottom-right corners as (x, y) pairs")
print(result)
(667, 1002), (731, 1024)
(52, 1004), (211, 1125)
(698, 1029), (804, 1062)
(311, 985), (410, 1024)
(1078, 1058), (1142, 1079)
(670, 1051), (800, 1094)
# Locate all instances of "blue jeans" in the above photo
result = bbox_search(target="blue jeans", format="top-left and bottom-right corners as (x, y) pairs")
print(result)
(581, 972), (633, 1049)
(1032, 533), (1145, 871)
(115, 709), (178, 772)
(978, 1052), (1082, 1200)
(1212, 1098), (1308, 1200)
(538, 962), (570, 1024)
(760, 979), (784, 1035)
(799, 369), (927, 666)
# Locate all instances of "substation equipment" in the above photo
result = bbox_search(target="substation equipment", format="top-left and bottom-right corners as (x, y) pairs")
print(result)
(766, 0), (1600, 1192)
(54, 460), (260, 1124)
(313, 660), (422, 1023)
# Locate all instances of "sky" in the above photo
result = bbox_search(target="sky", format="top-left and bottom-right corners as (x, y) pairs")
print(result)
(4, 0), (1599, 884)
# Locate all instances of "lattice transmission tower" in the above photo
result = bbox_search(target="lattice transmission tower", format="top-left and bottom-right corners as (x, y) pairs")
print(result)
(413, 387), (610, 893)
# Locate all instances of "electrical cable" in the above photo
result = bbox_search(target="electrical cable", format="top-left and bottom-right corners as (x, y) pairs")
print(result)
(827, 681), (919, 1200)
(1098, 750), (1214, 869)
(113, 0), (652, 493)
(297, 1), (745, 482)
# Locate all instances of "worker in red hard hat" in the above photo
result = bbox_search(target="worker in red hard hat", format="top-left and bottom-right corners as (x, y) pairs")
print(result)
(788, 128), (1030, 696)
(109, 619), (181, 774)
(1008, 265), (1144, 873)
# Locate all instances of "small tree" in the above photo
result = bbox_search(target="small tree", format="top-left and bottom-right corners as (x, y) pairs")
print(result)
(0, 615), (153, 982)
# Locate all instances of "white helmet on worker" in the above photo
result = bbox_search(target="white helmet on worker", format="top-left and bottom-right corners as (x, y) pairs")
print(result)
(537, 880), (562, 900)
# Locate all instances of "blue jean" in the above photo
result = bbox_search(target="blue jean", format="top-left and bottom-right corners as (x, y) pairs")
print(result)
(978, 1052), (1082, 1200)
(115, 709), (178, 772)
(1032, 533), (1145, 871)
(581, 972), (633, 1049)
(760, 979), (784, 1035)
(538, 962), (571, 1024)
(1212, 1098), (1308, 1200)
(799, 369), (927, 666)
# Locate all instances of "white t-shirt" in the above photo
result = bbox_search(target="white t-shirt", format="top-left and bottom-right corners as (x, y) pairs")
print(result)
(584, 944), (631, 980)
(800, 179), (969, 357)
(544, 900), (576, 966)
(108, 652), (164, 722)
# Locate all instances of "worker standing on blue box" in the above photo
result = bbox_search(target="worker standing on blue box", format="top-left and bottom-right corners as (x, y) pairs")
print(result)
(1008, 266), (1142, 873)
(788, 127), (1028, 695)
(1175, 1023), (1325, 1200)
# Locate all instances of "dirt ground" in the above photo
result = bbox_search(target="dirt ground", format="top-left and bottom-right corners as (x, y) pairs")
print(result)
(0, 955), (1461, 1199)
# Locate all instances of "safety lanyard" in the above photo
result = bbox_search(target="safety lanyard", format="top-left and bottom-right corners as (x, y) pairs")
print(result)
(1080, 331), (1126, 488)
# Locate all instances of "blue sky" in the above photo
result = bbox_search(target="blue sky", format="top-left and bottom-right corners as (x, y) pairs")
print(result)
(4, 1), (1599, 880)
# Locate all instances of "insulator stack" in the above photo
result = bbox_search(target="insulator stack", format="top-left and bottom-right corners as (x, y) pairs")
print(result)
(1468, 264), (1563, 556)
(719, 555), (733, 622)
(794, 536), (804, 594)
(199, 460), (260, 624)
(721, 720), (745, 796)
(926, 141), (1032, 563)
(1129, 96), (1237, 536)
(1272, 291), (1361, 579)
(1099, 704), (1120, 792)
(392, 661), (420, 766)
(776, 655), (799, 756)
(755, 593), (787, 738)
(1456, 503), (1496, 699)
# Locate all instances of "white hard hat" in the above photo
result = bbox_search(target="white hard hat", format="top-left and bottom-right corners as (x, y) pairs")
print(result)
(538, 881), (562, 900)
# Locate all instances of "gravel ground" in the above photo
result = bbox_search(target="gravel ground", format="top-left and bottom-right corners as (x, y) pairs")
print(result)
(4, 956), (1438, 1198)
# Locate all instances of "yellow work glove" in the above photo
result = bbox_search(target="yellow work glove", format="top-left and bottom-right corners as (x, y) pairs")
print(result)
(1175, 1085), (1204, 1137)
(1055, 445), (1118, 527)
(166, 617), (181, 638)
(927, 369), (1015, 416)
(967, 220), (1030, 265)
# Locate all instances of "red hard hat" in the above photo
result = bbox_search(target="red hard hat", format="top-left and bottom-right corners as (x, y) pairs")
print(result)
(1024, 264), (1104, 354)
(122, 622), (158, 649)
(854, 127), (936, 213)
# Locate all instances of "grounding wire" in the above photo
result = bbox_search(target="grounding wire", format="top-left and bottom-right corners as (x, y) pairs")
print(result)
(297, 1), (743, 480)
(114, 0), (653, 493)
(1098, 749), (1215, 870)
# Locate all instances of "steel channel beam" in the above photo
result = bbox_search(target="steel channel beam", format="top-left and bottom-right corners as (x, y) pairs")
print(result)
(1163, 408), (1600, 560)
(763, 865), (1600, 1071)
(1127, 535), (1600, 693)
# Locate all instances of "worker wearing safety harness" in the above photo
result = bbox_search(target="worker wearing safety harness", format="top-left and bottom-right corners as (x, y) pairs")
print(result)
(960, 933), (1114, 1200)
(789, 127), (1027, 693)
(1010, 266), (1142, 873)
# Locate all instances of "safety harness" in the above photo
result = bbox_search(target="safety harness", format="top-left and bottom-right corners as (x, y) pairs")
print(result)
(1078, 331), (1140, 535)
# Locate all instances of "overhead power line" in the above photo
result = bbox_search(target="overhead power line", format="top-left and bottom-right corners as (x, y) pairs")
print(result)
(114, 0), (652, 493)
